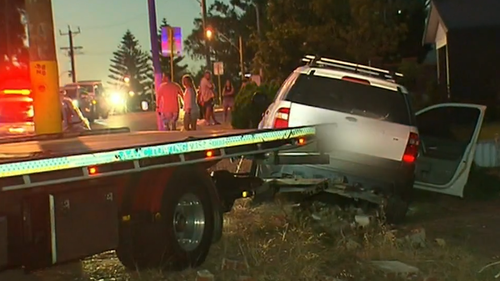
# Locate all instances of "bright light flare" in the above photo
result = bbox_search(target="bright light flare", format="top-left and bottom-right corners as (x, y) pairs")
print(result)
(205, 29), (213, 39)
(110, 92), (125, 105)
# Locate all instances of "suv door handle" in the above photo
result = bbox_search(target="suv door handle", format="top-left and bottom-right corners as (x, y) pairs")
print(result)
(345, 116), (357, 122)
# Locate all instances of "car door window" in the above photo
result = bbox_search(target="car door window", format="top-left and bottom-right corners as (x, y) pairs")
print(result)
(416, 106), (481, 161)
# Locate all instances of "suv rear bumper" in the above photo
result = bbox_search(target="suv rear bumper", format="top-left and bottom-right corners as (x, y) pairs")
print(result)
(258, 150), (415, 193)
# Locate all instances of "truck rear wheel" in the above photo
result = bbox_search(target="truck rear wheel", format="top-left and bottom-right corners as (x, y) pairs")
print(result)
(116, 168), (215, 271)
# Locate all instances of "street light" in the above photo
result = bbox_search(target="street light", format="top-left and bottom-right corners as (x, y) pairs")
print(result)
(205, 28), (213, 40)
(205, 28), (245, 81)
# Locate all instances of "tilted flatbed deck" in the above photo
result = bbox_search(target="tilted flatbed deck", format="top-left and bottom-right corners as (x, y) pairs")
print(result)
(0, 129), (258, 162)
(0, 126), (316, 191)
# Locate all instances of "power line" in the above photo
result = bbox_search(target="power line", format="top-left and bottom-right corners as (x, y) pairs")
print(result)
(59, 25), (83, 83)
(78, 13), (147, 30)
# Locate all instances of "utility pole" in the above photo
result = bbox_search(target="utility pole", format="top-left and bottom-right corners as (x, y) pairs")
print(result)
(201, 0), (211, 70)
(59, 26), (82, 83)
(253, 3), (263, 80)
(147, 0), (163, 131)
(25, 0), (63, 134)
(239, 36), (244, 82)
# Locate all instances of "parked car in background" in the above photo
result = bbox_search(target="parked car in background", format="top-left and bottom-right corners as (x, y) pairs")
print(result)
(0, 89), (91, 137)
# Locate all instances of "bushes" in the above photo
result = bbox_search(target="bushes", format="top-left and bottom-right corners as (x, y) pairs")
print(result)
(231, 82), (280, 129)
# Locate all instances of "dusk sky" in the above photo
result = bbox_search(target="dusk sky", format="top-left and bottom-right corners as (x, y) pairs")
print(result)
(52, 0), (207, 86)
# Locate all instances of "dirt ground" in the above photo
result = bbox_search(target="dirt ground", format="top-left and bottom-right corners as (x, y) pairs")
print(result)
(3, 160), (500, 280)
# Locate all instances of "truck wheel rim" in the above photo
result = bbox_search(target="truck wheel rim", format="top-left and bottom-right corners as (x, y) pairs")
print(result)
(173, 193), (205, 251)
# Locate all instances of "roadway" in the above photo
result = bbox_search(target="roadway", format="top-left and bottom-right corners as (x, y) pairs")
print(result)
(92, 110), (229, 132)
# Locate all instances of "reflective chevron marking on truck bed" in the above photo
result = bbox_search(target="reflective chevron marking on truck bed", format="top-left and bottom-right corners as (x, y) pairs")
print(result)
(0, 127), (315, 179)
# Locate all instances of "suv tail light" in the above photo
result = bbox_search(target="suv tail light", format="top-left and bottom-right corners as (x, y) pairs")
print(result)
(273, 107), (290, 128)
(402, 132), (419, 163)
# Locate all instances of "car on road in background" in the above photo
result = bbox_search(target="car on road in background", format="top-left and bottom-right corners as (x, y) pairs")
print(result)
(257, 55), (486, 223)
(0, 89), (91, 137)
(62, 80), (110, 123)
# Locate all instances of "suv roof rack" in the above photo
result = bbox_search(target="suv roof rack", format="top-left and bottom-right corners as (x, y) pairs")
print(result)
(302, 54), (403, 81)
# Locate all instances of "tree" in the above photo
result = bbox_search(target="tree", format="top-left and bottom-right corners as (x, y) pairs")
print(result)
(184, 0), (256, 81)
(395, 0), (431, 62)
(0, 0), (28, 70)
(254, 0), (421, 81)
(108, 30), (151, 97)
(337, 0), (408, 63)
(154, 18), (188, 82)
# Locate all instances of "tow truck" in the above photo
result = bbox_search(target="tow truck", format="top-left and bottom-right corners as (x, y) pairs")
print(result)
(0, 121), (321, 272)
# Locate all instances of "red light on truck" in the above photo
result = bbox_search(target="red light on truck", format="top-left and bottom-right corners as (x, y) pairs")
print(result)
(2, 89), (31, 95)
(88, 167), (97, 175)
(298, 138), (306, 145)
(206, 150), (214, 158)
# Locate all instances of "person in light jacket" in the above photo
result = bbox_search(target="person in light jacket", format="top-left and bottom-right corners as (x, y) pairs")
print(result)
(157, 73), (183, 131)
(181, 74), (199, 131)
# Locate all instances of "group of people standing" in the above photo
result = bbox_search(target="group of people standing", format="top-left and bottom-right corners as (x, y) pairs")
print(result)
(156, 70), (236, 131)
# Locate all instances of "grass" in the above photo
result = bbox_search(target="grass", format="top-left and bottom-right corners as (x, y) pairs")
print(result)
(35, 199), (495, 281)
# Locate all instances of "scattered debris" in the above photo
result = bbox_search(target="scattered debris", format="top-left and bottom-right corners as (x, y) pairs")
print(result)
(196, 270), (215, 281)
(354, 214), (372, 227)
(371, 260), (420, 279)
(435, 238), (446, 247)
(408, 228), (426, 248)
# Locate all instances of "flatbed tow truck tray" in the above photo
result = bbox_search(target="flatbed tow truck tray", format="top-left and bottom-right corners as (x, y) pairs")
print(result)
(0, 129), (273, 162)
(0, 126), (316, 191)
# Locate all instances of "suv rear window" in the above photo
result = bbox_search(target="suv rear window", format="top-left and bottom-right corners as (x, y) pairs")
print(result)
(285, 73), (412, 125)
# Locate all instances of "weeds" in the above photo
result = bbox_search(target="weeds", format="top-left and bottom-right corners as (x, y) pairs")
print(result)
(74, 199), (497, 281)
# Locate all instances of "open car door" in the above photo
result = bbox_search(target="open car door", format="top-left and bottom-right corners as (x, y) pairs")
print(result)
(413, 103), (486, 197)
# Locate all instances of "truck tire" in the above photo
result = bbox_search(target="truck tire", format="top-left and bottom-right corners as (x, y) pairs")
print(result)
(116, 168), (215, 271)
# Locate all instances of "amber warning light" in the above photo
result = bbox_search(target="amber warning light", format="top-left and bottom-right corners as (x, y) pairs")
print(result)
(88, 167), (97, 175)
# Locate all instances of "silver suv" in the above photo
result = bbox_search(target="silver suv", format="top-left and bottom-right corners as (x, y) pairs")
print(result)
(257, 55), (486, 222)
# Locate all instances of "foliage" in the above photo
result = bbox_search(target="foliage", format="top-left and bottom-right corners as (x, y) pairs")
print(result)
(0, 0), (28, 69)
(184, 0), (258, 81)
(231, 81), (280, 129)
(397, 60), (422, 91)
(108, 30), (151, 96)
(337, 0), (408, 62)
(251, 0), (429, 81)
(153, 18), (188, 83)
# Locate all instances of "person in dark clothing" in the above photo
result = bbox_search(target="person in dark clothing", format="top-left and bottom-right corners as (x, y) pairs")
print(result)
(222, 79), (235, 123)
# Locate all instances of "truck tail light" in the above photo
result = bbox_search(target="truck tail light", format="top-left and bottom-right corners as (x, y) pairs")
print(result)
(402, 132), (419, 163)
(273, 107), (290, 128)
(88, 166), (98, 175)
(206, 150), (214, 158)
